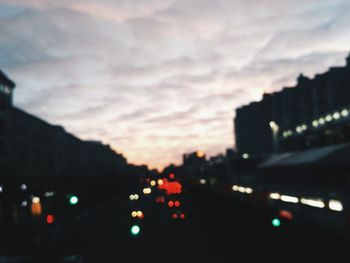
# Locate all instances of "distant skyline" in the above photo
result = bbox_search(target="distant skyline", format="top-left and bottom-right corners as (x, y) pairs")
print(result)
(1, 0), (350, 170)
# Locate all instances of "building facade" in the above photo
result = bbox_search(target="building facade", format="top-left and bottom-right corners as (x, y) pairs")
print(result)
(234, 53), (350, 155)
(0, 70), (15, 173)
(0, 70), (129, 177)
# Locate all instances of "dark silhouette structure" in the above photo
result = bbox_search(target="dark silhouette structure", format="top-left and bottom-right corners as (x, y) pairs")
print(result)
(182, 151), (207, 175)
(0, 69), (130, 177)
(234, 53), (350, 155)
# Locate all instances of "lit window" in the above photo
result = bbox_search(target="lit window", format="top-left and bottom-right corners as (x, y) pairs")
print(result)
(325, 115), (332, 122)
(341, 109), (349, 117)
(333, 112), (340, 120)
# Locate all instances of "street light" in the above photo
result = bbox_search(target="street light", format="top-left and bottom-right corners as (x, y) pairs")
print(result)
(272, 218), (281, 227)
(130, 225), (141, 236)
(69, 195), (79, 205)
(269, 121), (279, 153)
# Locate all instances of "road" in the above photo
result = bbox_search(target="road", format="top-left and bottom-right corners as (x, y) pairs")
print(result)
(15, 180), (349, 263)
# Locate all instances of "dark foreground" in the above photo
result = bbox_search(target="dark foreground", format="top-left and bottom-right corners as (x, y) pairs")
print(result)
(0, 182), (348, 263)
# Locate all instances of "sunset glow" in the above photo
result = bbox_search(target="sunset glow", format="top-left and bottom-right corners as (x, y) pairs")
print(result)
(1, 0), (350, 169)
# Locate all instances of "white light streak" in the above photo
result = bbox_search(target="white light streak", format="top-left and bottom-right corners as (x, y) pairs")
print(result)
(270, 193), (281, 200)
(329, 200), (343, 212)
(300, 198), (325, 208)
(280, 195), (299, 203)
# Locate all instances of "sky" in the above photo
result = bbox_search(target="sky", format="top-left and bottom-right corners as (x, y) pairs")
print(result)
(1, 0), (350, 170)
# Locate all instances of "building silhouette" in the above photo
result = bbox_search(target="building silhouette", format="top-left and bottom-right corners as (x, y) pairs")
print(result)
(234, 53), (350, 155)
(0, 69), (129, 177)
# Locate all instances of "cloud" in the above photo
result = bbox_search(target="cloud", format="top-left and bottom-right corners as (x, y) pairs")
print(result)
(0, 0), (350, 169)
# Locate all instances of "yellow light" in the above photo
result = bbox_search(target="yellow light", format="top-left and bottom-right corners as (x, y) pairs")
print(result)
(270, 193), (281, 200)
(196, 151), (205, 158)
(319, 118), (325, 124)
(245, 187), (253, 194)
(129, 194), (134, 201)
(143, 188), (151, 194)
(157, 179), (163, 186)
(136, 211), (143, 217)
(238, 186), (245, 193)
(232, 185), (238, 191)
(325, 115), (332, 122)
(31, 197), (42, 216)
(269, 121), (278, 130)
(32, 197), (40, 204)
(312, 120), (319, 127)
(134, 194), (139, 200)
(131, 211), (137, 217)
(150, 180), (156, 186)
(270, 193), (280, 200)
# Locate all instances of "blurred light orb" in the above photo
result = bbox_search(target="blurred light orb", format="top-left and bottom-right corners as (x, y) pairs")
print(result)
(32, 197), (40, 204)
(131, 225), (140, 235)
(272, 218), (281, 227)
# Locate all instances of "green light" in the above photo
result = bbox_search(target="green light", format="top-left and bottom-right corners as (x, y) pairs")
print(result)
(131, 225), (140, 236)
(69, 195), (78, 205)
(272, 218), (281, 227)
